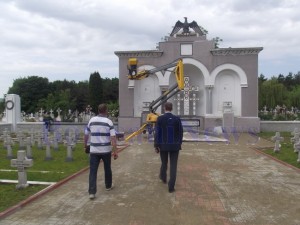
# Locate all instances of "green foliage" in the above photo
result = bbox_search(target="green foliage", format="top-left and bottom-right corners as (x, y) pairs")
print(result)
(8, 76), (51, 113)
(259, 71), (300, 110)
(213, 36), (223, 48)
(89, 72), (103, 113)
(107, 102), (119, 117)
(103, 77), (119, 103)
(0, 98), (4, 114)
(7, 75), (118, 115)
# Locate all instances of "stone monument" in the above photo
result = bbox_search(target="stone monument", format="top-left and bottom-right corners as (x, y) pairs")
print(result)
(4, 94), (21, 132)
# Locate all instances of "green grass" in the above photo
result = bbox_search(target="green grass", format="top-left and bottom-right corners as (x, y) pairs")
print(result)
(0, 141), (89, 213)
(258, 132), (300, 169)
(0, 184), (45, 212)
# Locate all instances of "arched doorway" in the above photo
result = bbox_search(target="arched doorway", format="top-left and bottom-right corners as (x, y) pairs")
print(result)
(169, 63), (205, 116)
(212, 70), (241, 116)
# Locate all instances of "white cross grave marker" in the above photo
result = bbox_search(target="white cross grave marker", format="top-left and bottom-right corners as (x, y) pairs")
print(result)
(291, 128), (300, 152)
(65, 136), (74, 162)
(11, 150), (33, 189)
(271, 132), (284, 153)
(6, 136), (14, 159)
(45, 138), (53, 161)
(26, 137), (33, 159)
(49, 109), (54, 118)
(2, 128), (9, 147)
(56, 108), (62, 122)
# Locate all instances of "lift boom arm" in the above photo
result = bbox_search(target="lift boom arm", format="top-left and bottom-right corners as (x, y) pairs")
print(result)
(125, 58), (184, 141)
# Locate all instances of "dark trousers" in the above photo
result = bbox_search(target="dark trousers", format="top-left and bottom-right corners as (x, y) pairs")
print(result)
(159, 151), (179, 191)
(89, 153), (112, 194)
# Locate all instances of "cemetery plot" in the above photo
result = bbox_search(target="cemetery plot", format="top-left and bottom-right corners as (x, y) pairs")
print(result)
(0, 183), (45, 212)
(0, 136), (89, 213)
(0, 141), (89, 182)
(259, 131), (300, 169)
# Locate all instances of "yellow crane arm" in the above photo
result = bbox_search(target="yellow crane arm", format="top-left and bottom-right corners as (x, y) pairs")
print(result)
(124, 123), (148, 142)
(124, 58), (184, 142)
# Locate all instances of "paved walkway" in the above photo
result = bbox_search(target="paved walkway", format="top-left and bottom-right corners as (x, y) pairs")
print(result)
(1, 133), (300, 225)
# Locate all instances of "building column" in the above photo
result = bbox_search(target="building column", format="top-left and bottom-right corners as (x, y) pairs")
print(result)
(206, 85), (213, 114)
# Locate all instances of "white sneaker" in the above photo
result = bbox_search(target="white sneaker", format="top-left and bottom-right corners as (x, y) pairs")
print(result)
(89, 194), (95, 199)
(106, 183), (114, 191)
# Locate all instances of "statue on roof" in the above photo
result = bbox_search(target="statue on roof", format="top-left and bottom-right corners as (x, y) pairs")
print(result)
(170, 17), (206, 37)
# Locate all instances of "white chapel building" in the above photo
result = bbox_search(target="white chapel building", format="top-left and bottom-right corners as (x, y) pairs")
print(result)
(115, 18), (263, 133)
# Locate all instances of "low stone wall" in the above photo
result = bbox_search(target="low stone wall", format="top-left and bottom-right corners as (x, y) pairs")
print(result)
(1, 120), (299, 134)
(0, 123), (12, 134)
(260, 121), (300, 132)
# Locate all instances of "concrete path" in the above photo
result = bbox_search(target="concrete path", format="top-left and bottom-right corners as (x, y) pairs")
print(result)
(1, 134), (300, 225)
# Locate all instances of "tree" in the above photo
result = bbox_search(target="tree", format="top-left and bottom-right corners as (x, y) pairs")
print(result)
(102, 77), (119, 103)
(259, 77), (287, 109)
(75, 81), (89, 112)
(6, 75), (118, 116)
(8, 76), (50, 113)
(212, 36), (223, 48)
(89, 72), (103, 113)
(284, 72), (294, 90)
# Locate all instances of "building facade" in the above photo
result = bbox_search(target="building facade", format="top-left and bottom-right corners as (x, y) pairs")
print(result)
(115, 19), (263, 134)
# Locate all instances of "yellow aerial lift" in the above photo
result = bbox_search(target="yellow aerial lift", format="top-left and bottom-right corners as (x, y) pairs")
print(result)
(125, 58), (184, 141)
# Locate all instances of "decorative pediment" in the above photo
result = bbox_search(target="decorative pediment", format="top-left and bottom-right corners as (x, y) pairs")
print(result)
(211, 47), (263, 56)
(115, 50), (163, 58)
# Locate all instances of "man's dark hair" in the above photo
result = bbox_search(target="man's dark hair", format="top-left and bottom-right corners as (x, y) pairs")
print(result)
(164, 102), (173, 111)
(98, 104), (108, 114)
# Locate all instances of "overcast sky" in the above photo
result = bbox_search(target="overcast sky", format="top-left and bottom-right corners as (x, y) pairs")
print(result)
(1, 0), (300, 98)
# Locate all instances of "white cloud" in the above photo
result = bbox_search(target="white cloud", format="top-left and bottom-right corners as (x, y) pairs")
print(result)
(0, 0), (299, 97)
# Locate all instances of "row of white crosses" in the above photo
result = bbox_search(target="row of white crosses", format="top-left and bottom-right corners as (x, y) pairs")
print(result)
(272, 129), (300, 163)
(291, 128), (300, 163)
(4, 129), (79, 189)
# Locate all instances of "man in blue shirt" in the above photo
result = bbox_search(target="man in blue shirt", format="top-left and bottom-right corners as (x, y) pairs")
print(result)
(154, 102), (183, 193)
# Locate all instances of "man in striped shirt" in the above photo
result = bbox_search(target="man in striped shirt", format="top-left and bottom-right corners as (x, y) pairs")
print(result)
(84, 104), (118, 200)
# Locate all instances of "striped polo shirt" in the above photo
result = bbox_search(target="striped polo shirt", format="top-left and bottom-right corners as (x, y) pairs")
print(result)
(86, 115), (116, 154)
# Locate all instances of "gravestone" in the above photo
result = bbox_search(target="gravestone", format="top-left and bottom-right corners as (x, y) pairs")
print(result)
(65, 136), (74, 162)
(39, 108), (44, 122)
(263, 105), (268, 115)
(36, 131), (43, 150)
(44, 141), (53, 161)
(54, 129), (63, 143)
(2, 128), (9, 149)
(294, 141), (300, 151)
(291, 128), (300, 152)
(6, 136), (14, 159)
(4, 94), (21, 132)
(295, 141), (300, 163)
(56, 108), (62, 122)
(52, 136), (59, 151)
(49, 109), (54, 119)
(271, 132), (284, 153)
(30, 128), (35, 146)
(294, 141), (300, 164)
(11, 150), (33, 189)
(17, 130), (25, 150)
(26, 137), (33, 159)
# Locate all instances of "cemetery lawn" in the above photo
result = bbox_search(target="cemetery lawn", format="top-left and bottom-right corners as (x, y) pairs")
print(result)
(0, 184), (45, 212)
(0, 142), (89, 213)
(258, 132), (300, 169)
